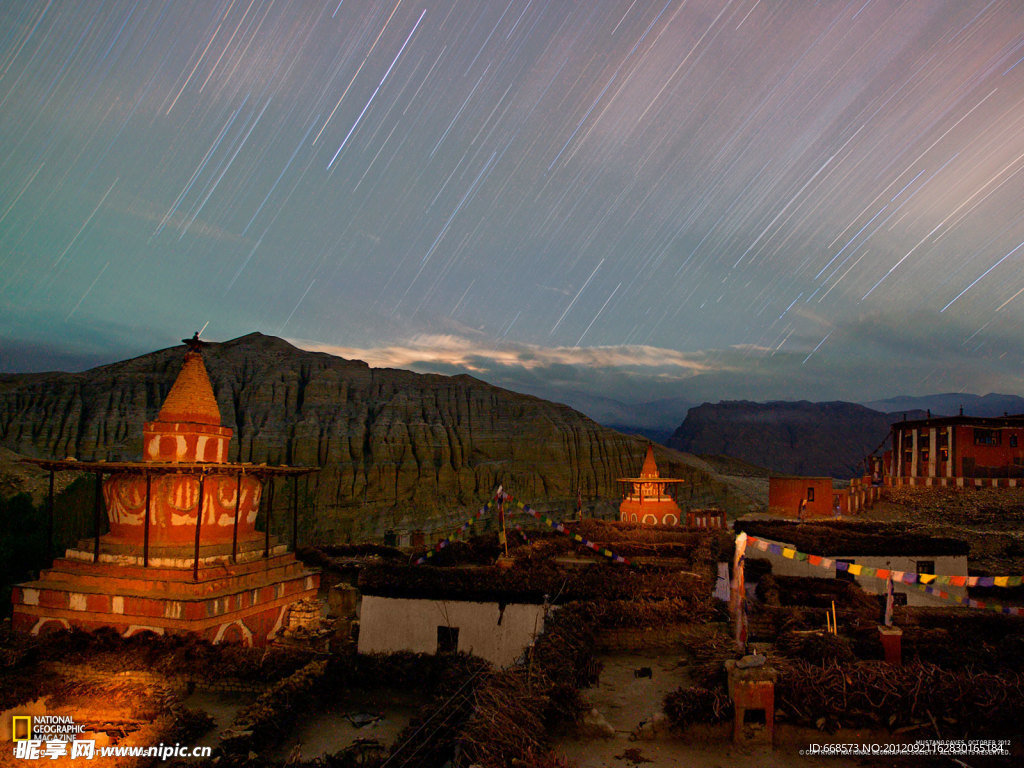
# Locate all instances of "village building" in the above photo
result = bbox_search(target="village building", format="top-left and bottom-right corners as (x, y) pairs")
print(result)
(888, 413), (1024, 487)
(10, 335), (319, 645)
(735, 520), (969, 608)
(768, 476), (880, 518)
(358, 594), (547, 667)
(617, 445), (685, 526)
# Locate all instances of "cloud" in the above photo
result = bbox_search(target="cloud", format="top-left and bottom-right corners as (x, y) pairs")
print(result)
(290, 306), (1024, 421)
(293, 333), (725, 379)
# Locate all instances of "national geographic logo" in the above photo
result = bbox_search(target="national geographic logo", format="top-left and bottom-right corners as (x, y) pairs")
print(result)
(9, 715), (85, 742)
(11, 716), (31, 741)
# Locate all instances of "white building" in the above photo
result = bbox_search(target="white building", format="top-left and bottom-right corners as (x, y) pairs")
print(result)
(358, 595), (547, 667)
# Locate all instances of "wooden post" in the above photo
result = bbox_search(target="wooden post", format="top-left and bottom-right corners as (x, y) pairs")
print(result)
(143, 473), (152, 568)
(47, 470), (55, 561)
(93, 471), (103, 563)
(193, 474), (205, 581)
(291, 474), (298, 551)
(264, 476), (274, 558)
(232, 473), (242, 564)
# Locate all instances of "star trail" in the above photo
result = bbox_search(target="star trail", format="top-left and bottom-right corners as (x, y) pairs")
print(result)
(1, 0), (1023, 407)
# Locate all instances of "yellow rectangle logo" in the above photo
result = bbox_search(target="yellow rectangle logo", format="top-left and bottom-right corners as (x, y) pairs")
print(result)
(12, 716), (32, 741)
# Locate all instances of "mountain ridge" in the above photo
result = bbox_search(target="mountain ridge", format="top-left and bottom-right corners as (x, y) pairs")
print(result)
(0, 333), (751, 540)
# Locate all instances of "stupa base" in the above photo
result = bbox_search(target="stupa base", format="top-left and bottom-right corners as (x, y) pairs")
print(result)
(11, 536), (318, 647)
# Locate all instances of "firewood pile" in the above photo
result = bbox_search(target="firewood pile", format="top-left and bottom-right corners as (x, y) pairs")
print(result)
(735, 519), (968, 556)
(826, 608), (1024, 672)
(221, 659), (328, 755)
(311, 543), (408, 560)
(358, 561), (713, 608)
(656, 626), (740, 729)
(774, 658), (1024, 735)
(757, 575), (882, 618)
(456, 603), (601, 768)
(575, 520), (734, 561)
(685, 628), (740, 689)
(597, 597), (715, 627)
(322, 650), (488, 691)
(12, 626), (314, 682)
(384, 603), (601, 768)
(775, 630), (856, 664)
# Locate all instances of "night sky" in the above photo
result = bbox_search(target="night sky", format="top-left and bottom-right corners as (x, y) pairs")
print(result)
(2, 1), (1023, 411)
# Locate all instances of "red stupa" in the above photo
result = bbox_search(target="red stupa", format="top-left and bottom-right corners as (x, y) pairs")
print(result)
(617, 445), (685, 526)
(11, 335), (319, 646)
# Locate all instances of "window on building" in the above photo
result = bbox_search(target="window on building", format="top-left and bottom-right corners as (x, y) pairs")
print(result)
(436, 626), (459, 654)
(939, 429), (948, 447)
(807, 487), (815, 502)
(940, 449), (949, 462)
(974, 429), (1001, 446)
(916, 560), (935, 575)
(920, 449), (929, 463)
(1011, 435), (1019, 448)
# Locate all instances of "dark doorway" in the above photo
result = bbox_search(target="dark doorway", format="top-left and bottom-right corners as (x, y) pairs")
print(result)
(437, 625), (459, 654)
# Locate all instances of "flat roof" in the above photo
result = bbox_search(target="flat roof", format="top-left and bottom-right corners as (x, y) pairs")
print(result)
(735, 520), (969, 557)
(891, 415), (1024, 430)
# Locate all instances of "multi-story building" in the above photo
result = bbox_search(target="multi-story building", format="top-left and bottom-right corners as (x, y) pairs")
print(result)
(888, 413), (1024, 487)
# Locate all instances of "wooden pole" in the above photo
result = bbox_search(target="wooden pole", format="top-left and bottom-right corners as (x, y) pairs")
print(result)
(264, 477), (274, 558)
(46, 470), (55, 561)
(193, 474), (205, 581)
(143, 473), (151, 568)
(93, 471), (103, 563)
(292, 474), (298, 551)
(232, 473), (242, 564)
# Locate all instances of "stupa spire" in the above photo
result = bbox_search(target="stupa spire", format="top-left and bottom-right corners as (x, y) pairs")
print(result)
(156, 333), (221, 426)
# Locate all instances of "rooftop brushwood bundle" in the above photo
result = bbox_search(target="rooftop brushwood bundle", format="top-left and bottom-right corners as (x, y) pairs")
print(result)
(775, 630), (857, 664)
(384, 603), (600, 768)
(735, 520), (969, 557)
(775, 658), (1024, 737)
(758, 575), (882, 619)
(358, 561), (713, 604)
(596, 597), (715, 627)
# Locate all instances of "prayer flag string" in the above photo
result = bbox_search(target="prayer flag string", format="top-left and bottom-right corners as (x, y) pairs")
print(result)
(745, 535), (1023, 616)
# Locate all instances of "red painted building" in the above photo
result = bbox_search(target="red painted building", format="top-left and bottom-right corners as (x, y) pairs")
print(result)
(768, 476), (837, 519)
(889, 414), (1024, 487)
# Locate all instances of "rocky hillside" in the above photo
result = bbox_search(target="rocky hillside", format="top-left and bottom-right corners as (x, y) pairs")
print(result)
(0, 334), (754, 540)
(668, 400), (915, 478)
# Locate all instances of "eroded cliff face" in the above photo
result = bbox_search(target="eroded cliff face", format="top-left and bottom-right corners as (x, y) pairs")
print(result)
(1, 334), (741, 539)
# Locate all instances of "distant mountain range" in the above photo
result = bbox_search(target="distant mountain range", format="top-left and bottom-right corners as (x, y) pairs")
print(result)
(864, 393), (1024, 418)
(0, 333), (758, 541)
(552, 391), (1023, 439)
(664, 394), (1024, 478)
